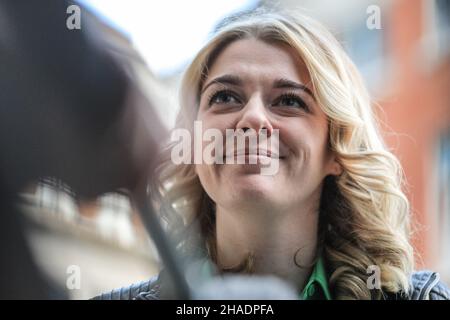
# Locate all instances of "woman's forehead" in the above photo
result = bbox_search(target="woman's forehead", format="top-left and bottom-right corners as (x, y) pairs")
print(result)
(204, 38), (312, 92)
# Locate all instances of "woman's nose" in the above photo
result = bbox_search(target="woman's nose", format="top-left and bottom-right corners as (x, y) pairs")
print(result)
(235, 96), (273, 136)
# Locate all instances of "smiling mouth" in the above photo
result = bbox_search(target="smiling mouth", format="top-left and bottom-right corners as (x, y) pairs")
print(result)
(224, 149), (285, 161)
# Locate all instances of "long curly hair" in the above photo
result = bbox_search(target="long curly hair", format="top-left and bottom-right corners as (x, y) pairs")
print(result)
(152, 8), (414, 299)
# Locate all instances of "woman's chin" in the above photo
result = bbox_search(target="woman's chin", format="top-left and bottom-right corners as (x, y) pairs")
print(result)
(230, 172), (276, 199)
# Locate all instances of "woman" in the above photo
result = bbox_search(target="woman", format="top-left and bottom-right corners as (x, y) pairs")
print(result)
(94, 8), (450, 300)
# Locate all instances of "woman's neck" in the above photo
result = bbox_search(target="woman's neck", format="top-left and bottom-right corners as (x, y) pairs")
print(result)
(215, 200), (320, 291)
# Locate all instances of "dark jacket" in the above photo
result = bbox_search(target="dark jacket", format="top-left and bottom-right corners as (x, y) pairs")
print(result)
(92, 270), (450, 300)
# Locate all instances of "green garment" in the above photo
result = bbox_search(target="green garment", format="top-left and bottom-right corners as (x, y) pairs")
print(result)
(301, 256), (332, 300)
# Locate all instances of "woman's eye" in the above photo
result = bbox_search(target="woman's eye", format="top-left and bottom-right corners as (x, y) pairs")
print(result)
(208, 90), (240, 106)
(273, 94), (309, 111)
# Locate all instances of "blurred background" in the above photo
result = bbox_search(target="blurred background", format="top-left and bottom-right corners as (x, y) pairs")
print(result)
(8, 0), (449, 299)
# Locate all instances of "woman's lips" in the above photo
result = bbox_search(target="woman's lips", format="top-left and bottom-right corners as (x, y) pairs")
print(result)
(224, 148), (286, 161)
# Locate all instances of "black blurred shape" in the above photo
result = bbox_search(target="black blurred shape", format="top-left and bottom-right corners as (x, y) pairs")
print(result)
(0, 1), (158, 299)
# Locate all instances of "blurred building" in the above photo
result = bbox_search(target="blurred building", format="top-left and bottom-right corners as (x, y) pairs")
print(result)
(18, 7), (173, 299)
(380, 0), (450, 281)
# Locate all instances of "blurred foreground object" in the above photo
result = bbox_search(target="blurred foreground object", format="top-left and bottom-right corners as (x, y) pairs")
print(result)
(0, 1), (166, 298)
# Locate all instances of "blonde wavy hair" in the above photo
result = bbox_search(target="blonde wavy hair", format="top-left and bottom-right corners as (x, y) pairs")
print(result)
(153, 8), (414, 299)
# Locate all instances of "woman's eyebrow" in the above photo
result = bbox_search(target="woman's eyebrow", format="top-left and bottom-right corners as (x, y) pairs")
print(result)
(201, 74), (242, 95)
(200, 75), (315, 100)
(273, 78), (315, 100)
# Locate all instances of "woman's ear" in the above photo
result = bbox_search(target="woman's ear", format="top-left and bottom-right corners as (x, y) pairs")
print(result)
(330, 161), (343, 176)
(326, 153), (343, 176)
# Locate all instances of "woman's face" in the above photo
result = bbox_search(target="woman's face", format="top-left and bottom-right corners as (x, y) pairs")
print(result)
(195, 38), (340, 213)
